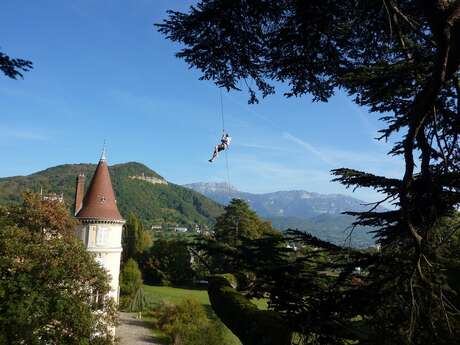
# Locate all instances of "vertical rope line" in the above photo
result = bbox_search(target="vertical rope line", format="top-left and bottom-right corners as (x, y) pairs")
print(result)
(220, 88), (225, 133)
(225, 150), (231, 195)
(220, 88), (231, 196)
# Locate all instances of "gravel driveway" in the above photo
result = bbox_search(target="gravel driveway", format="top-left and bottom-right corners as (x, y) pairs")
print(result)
(116, 312), (160, 345)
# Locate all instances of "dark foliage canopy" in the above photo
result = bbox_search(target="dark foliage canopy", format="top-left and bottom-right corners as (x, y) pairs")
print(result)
(0, 50), (32, 79)
(158, 1), (460, 343)
(141, 239), (196, 285)
(195, 198), (280, 275)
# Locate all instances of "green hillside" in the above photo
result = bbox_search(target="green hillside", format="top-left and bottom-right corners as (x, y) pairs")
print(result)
(0, 162), (223, 227)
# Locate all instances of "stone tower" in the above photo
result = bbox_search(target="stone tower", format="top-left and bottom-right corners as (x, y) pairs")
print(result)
(74, 150), (124, 304)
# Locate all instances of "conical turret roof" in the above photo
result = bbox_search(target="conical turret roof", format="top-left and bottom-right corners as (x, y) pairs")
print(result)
(76, 153), (123, 222)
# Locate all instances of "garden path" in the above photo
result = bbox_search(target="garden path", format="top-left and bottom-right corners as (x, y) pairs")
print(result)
(117, 312), (161, 345)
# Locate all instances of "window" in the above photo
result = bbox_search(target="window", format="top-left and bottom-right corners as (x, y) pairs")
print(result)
(96, 226), (108, 246)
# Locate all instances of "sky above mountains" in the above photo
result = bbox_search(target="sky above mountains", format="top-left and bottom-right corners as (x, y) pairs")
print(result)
(1, 0), (403, 204)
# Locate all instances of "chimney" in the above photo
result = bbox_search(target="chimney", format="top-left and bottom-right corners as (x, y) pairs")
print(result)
(74, 174), (85, 215)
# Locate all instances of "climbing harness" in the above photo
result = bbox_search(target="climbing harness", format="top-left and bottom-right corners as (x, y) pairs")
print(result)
(207, 88), (232, 196)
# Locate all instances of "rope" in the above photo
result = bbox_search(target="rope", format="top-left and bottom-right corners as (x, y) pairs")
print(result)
(220, 88), (225, 133)
(219, 88), (231, 196)
(225, 150), (231, 195)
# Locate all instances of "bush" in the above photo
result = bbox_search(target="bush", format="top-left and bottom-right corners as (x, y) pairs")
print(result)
(152, 299), (226, 345)
(119, 295), (132, 311)
(120, 258), (142, 297)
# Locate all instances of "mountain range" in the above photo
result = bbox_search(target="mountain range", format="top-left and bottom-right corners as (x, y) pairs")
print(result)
(184, 182), (381, 247)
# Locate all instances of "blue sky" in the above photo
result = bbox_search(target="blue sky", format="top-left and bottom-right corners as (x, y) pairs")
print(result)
(0, 0), (403, 204)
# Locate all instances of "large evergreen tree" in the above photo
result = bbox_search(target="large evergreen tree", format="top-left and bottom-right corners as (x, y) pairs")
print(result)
(200, 198), (279, 274)
(214, 198), (277, 246)
(158, 1), (460, 343)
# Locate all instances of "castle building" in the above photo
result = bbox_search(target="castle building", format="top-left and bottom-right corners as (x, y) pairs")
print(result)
(74, 150), (124, 304)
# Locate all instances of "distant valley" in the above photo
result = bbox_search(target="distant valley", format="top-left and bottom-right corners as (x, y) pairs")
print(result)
(184, 182), (382, 247)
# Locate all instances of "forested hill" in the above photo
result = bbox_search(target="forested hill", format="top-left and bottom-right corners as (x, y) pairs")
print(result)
(0, 162), (223, 227)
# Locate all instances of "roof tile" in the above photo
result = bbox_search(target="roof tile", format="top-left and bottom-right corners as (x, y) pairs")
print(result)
(76, 158), (123, 221)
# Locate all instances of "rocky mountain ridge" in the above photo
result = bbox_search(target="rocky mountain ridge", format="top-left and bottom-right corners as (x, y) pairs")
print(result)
(184, 182), (381, 247)
(184, 182), (385, 218)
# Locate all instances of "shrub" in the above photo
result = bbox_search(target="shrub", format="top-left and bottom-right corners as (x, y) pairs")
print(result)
(120, 258), (142, 297)
(152, 299), (226, 345)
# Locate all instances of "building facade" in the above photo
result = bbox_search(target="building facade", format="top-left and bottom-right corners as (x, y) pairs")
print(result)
(74, 151), (124, 304)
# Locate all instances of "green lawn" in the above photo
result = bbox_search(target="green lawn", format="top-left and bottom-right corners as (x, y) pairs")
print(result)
(143, 284), (243, 345)
(143, 284), (268, 309)
(144, 285), (211, 307)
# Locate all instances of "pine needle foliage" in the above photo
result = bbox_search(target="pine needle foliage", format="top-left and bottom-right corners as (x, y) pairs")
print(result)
(158, 1), (460, 343)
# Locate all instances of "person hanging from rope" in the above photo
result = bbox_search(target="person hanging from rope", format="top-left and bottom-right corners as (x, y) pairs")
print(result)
(209, 133), (231, 162)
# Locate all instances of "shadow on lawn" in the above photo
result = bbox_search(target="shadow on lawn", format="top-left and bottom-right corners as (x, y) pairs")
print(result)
(143, 311), (170, 345)
(121, 317), (153, 328)
(151, 333), (170, 345)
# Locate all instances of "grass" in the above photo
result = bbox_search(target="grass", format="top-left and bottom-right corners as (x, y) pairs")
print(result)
(142, 284), (267, 345)
(144, 285), (211, 306)
(144, 284), (268, 309)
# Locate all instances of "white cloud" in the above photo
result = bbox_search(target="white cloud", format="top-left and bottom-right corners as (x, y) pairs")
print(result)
(282, 132), (335, 165)
(0, 127), (48, 141)
(221, 153), (393, 205)
(282, 131), (403, 174)
(234, 142), (294, 153)
(229, 153), (333, 190)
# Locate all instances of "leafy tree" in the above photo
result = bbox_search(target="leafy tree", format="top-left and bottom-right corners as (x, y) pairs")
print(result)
(158, 1), (460, 344)
(141, 239), (195, 285)
(120, 258), (143, 298)
(122, 212), (152, 263)
(0, 193), (116, 344)
(0, 50), (32, 79)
